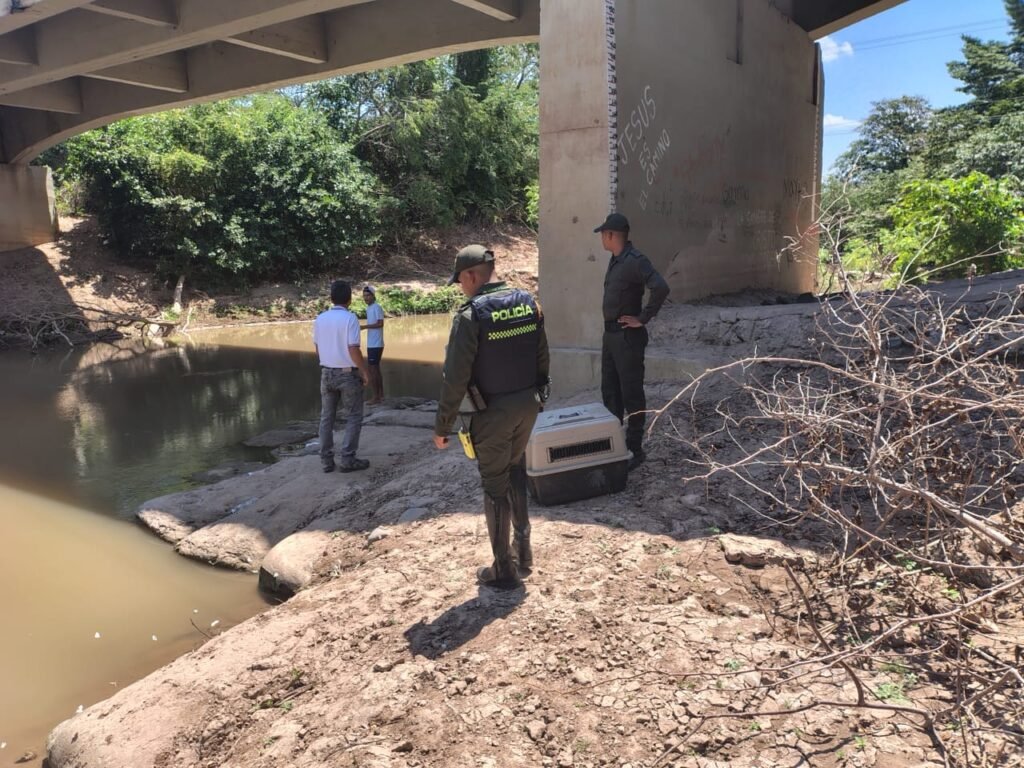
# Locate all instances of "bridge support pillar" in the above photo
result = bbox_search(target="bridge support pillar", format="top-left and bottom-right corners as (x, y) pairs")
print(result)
(539, 0), (823, 353)
(0, 164), (59, 253)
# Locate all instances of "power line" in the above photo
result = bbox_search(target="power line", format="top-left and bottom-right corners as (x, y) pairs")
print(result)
(840, 18), (1006, 48)
(854, 25), (1007, 53)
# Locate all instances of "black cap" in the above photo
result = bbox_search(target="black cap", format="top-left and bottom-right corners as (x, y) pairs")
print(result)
(449, 244), (495, 284)
(594, 212), (630, 233)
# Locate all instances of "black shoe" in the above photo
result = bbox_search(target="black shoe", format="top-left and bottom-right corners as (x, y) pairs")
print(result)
(338, 458), (370, 473)
(322, 463), (336, 474)
(477, 566), (522, 590)
(627, 450), (645, 472)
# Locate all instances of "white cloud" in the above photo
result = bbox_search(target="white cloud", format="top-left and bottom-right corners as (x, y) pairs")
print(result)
(823, 114), (861, 132)
(820, 35), (854, 63)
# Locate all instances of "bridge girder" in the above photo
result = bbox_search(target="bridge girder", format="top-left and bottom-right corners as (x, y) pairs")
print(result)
(0, 0), (902, 164)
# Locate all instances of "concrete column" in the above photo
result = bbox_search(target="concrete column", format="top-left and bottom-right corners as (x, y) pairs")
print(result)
(538, 0), (823, 360)
(613, 0), (821, 303)
(537, 0), (613, 350)
(0, 164), (59, 252)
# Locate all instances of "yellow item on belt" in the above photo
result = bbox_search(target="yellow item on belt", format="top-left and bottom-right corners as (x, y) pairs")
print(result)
(458, 428), (476, 460)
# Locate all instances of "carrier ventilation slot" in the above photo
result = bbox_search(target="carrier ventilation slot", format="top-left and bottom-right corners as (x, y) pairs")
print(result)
(548, 438), (613, 463)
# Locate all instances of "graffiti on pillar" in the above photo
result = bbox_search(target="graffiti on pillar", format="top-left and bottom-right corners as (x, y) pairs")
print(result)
(617, 86), (672, 211)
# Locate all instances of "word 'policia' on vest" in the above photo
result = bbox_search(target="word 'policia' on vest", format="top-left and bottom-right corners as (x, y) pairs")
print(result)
(470, 287), (542, 398)
(489, 303), (535, 322)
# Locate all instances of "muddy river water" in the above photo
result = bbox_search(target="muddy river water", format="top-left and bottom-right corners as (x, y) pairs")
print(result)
(0, 315), (448, 760)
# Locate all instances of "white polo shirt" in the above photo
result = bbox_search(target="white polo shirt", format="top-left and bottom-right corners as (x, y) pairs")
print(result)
(313, 306), (360, 368)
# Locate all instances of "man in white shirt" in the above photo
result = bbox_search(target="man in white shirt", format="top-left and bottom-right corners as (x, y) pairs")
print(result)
(360, 285), (385, 405)
(313, 280), (370, 473)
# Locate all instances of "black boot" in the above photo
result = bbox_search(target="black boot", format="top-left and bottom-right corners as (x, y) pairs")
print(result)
(627, 441), (645, 472)
(479, 493), (522, 589)
(627, 449), (645, 471)
(509, 461), (533, 571)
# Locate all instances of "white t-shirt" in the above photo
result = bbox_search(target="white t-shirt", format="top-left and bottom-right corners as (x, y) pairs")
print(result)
(365, 302), (385, 349)
(313, 306), (360, 368)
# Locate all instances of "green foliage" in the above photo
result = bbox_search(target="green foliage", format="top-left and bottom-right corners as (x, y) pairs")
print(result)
(305, 45), (539, 232)
(835, 96), (932, 181)
(525, 180), (539, 229)
(46, 44), (540, 289)
(827, 3), (1024, 282)
(58, 95), (381, 287)
(887, 173), (1024, 281)
(350, 285), (463, 317)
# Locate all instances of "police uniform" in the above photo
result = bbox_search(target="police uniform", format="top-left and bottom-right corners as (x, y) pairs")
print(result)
(596, 214), (670, 466)
(435, 246), (550, 589)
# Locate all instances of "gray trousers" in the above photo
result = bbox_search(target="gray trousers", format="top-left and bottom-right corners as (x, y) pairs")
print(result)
(319, 368), (364, 467)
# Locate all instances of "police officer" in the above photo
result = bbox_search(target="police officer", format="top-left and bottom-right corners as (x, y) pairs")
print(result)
(433, 245), (550, 590)
(595, 213), (670, 470)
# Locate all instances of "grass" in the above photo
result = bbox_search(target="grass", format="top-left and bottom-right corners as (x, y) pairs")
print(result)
(873, 680), (910, 702)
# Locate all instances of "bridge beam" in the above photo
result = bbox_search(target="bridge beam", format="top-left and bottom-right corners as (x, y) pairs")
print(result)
(0, 0), (378, 98)
(0, 77), (81, 113)
(449, 0), (520, 22)
(790, 0), (906, 38)
(84, 52), (189, 93)
(0, 29), (36, 66)
(0, 0), (93, 37)
(81, 0), (178, 28)
(226, 16), (329, 64)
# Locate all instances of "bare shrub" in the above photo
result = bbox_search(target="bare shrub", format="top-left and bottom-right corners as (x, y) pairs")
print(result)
(655, 268), (1024, 766)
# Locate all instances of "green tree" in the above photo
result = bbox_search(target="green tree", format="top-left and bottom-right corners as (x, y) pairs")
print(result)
(60, 95), (381, 289)
(835, 96), (932, 181)
(305, 44), (539, 232)
(454, 48), (493, 97)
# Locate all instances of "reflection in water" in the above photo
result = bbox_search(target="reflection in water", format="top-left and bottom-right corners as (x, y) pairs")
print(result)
(183, 316), (450, 400)
(0, 315), (448, 760)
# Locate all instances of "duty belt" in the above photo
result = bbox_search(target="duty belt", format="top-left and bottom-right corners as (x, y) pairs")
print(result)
(604, 321), (624, 333)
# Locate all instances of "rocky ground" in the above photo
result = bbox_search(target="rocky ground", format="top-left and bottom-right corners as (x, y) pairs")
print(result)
(45, 383), (950, 768)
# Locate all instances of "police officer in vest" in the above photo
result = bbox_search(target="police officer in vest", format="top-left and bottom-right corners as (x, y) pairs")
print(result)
(433, 245), (550, 590)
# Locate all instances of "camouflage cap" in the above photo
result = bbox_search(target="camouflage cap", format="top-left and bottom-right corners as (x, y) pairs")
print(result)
(449, 244), (495, 285)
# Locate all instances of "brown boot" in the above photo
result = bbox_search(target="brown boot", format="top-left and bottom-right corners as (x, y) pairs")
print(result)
(480, 493), (521, 589)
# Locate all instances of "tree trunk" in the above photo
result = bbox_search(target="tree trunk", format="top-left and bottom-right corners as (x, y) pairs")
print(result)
(172, 274), (185, 314)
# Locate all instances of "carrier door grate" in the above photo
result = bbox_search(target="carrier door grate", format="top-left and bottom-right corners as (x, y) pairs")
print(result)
(548, 438), (613, 463)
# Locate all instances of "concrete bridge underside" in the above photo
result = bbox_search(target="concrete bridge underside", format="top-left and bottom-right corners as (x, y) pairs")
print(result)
(0, 0), (904, 344)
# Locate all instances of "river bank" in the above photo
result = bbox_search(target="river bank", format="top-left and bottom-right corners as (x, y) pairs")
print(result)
(44, 385), (946, 768)
(0, 217), (538, 350)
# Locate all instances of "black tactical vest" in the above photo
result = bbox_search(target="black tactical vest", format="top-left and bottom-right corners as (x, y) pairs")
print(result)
(469, 287), (542, 397)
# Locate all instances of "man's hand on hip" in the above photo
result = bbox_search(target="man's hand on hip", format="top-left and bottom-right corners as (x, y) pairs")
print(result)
(618, 315), (644, 329)
(432, 434), (450, 450)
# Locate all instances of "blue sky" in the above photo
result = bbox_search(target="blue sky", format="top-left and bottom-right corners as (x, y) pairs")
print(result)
(819, 0), (1013, 172)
